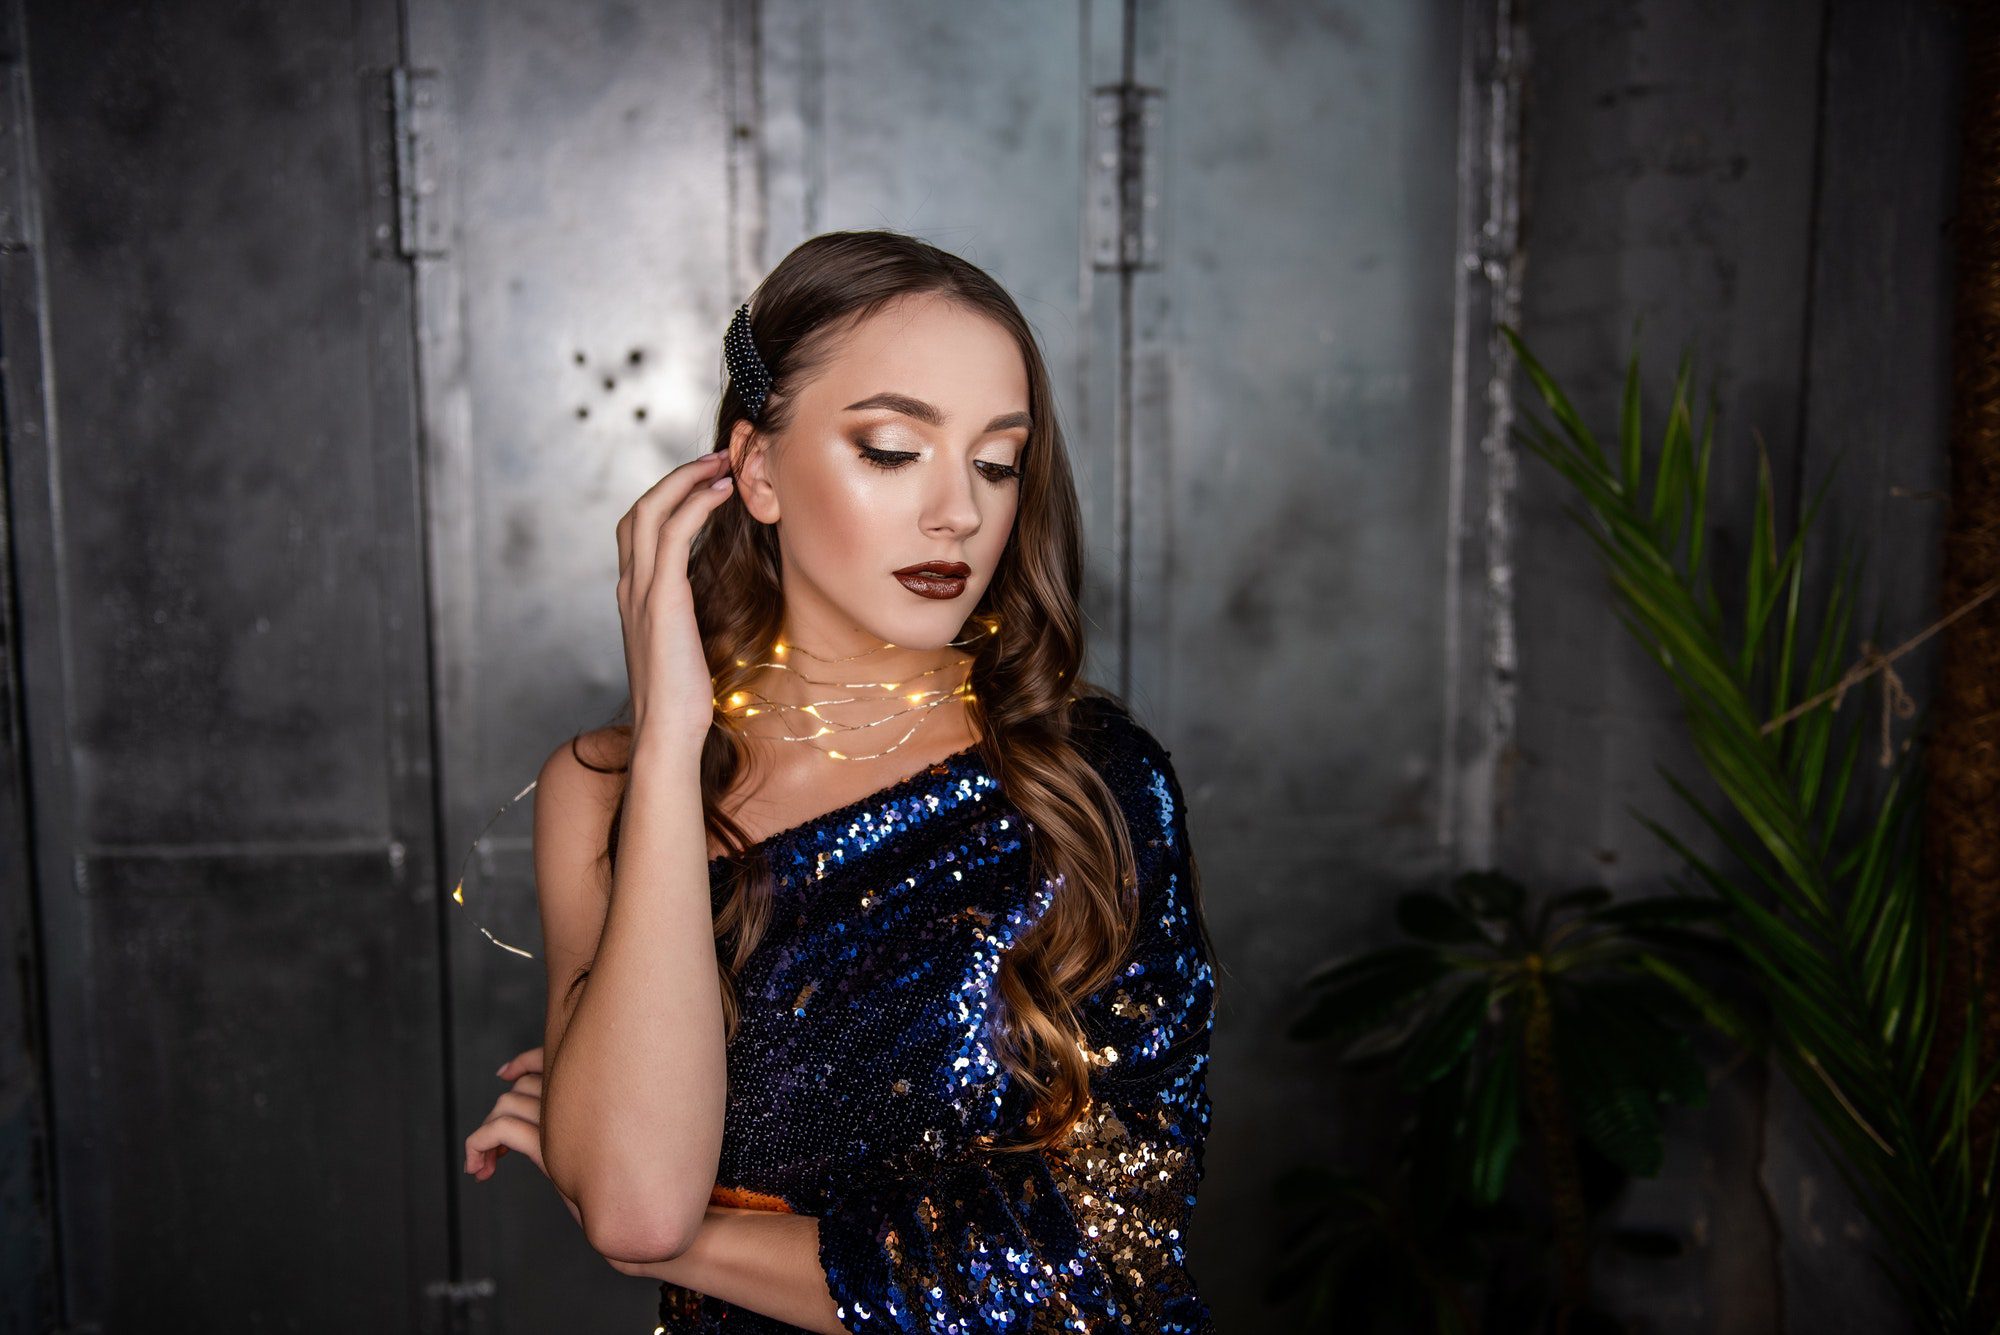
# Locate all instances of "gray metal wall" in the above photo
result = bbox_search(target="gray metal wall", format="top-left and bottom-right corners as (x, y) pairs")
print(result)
(0, 0), (1966, 1332)
(0, 0), (452, 1331)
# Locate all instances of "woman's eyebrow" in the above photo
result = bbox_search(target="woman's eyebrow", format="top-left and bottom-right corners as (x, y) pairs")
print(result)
(843, 391), (1031, 435)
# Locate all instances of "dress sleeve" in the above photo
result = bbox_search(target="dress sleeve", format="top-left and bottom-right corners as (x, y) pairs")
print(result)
(813, 719), (1219, 1334)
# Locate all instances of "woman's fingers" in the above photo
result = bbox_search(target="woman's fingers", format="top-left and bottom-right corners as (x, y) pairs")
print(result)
(463, 1051), (550, 1181)
(496, 1045), (545, 1080)
(635, 461), (735, 616)
(624, 451), (730, 607)
(487, 1088), (541, 1124)
(651, 469), (735, 588)
(464, 1112), (546, 1180)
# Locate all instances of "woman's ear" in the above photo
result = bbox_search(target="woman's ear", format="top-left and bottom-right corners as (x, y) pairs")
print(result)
(729, 418), (779, 524)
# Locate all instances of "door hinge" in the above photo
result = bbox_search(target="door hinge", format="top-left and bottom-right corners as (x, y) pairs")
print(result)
(374, 65), (449, 260)
(1088, 83), (1164, 271)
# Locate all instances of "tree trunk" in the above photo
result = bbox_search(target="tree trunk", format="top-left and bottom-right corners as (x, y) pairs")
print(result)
(1924, 2), (2000, 1327)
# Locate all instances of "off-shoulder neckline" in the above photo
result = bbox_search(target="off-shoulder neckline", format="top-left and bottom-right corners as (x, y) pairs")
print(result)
(705, 740), (989, 873)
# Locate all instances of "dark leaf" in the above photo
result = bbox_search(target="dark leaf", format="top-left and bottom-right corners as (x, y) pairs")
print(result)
(1289, 951), (1456, 1044)
(1397, 979), (1494, 1089)
(1554, 997), (1666, 1176)
(1301, 942), (1446, 991)
(1466, 1044), (1523, 1206)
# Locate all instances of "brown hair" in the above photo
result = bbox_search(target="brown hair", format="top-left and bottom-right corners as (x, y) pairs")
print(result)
(569, 228), (1216, 1153)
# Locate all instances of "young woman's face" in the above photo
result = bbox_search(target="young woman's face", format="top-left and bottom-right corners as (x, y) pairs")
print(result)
(730, 293), (1029, 657)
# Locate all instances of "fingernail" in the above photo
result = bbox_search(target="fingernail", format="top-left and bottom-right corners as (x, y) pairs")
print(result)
(711, 476), (733, 490)
(495, 1063), (508, 1077)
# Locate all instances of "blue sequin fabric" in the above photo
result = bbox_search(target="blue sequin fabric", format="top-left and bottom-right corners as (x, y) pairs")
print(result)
(654, 697), (1219, 1333)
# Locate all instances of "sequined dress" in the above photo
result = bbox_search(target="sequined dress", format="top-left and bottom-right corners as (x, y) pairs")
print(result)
(654, 696), (1219, 1333)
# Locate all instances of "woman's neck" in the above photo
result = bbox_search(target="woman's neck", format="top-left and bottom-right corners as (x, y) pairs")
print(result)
(734, 636), (974, 756)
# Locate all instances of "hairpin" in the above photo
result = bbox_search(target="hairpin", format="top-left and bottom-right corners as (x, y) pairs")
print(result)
(724, 302), (772, 423)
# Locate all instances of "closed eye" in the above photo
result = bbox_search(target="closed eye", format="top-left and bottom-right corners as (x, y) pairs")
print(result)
(857, 440), (1022, 484)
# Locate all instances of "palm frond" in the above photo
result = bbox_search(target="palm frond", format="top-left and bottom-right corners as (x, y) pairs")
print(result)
(1500, 322), (1998, 1332)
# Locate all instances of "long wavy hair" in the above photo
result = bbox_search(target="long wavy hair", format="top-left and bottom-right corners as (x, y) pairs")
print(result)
(568, 229), (1216, 1154)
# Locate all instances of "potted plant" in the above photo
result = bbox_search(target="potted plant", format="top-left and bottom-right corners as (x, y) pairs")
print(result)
(1277, 869), (1736, 1333)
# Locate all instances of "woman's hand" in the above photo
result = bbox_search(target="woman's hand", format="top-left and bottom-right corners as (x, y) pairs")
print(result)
(464, 1044), (550, 1182)
(615, 447), (737, 758)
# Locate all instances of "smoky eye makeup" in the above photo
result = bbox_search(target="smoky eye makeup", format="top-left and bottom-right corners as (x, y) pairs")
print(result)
(853, 432), (1023, 482)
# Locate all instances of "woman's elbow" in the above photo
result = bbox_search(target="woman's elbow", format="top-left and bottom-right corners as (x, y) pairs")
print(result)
(576, 1187), (703, 1264)
(585, 1218), (692, 1266)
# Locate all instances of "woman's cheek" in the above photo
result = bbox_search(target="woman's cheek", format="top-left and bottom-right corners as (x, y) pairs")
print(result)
(801, 487), (888, 578)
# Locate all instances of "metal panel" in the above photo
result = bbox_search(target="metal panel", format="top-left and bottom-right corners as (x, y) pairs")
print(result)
(10, 0), (448, 1328)
(401, 1), (739, 1328)
(1124, 6), (1473, 1323)
(0, 2), (59, 1326)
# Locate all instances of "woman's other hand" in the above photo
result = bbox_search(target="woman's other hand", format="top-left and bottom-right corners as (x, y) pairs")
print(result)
(464, 1044), (548, 1181)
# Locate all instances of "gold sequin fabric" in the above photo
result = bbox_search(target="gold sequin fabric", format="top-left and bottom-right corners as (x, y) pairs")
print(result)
(656, 697), (1218, 1333)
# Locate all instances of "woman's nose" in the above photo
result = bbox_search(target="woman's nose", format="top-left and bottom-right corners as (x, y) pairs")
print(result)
(922, 468), (982, 532)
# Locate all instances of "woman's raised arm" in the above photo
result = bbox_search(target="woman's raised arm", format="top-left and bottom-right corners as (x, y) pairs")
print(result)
(536, 448), (739, 1263)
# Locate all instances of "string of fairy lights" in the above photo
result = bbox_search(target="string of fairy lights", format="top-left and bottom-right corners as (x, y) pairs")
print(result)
(448, 618), (998, 960)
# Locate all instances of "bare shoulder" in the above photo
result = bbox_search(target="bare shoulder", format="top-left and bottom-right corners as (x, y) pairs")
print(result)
(538, 725), (632, 803)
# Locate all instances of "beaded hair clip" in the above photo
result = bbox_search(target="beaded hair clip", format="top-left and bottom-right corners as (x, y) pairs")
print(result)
(724, 302), (772, 423)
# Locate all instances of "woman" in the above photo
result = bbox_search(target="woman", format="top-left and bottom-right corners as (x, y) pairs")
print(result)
(463, 229), (1222, 1334)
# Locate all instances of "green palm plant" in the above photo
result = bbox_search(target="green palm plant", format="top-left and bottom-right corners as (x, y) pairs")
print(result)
(1276, 869), (1734, 1333)
(1501, 322), (2000, 1333)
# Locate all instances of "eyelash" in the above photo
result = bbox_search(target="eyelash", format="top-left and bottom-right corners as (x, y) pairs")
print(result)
(856, 438), (1023, 483)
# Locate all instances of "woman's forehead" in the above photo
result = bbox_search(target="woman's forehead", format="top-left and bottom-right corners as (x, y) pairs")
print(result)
(805, 303), (1029, 421)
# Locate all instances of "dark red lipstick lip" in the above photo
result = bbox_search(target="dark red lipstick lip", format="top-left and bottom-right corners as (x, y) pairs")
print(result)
(893, 560), (971, 578)
(893, 571), (969, 600)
